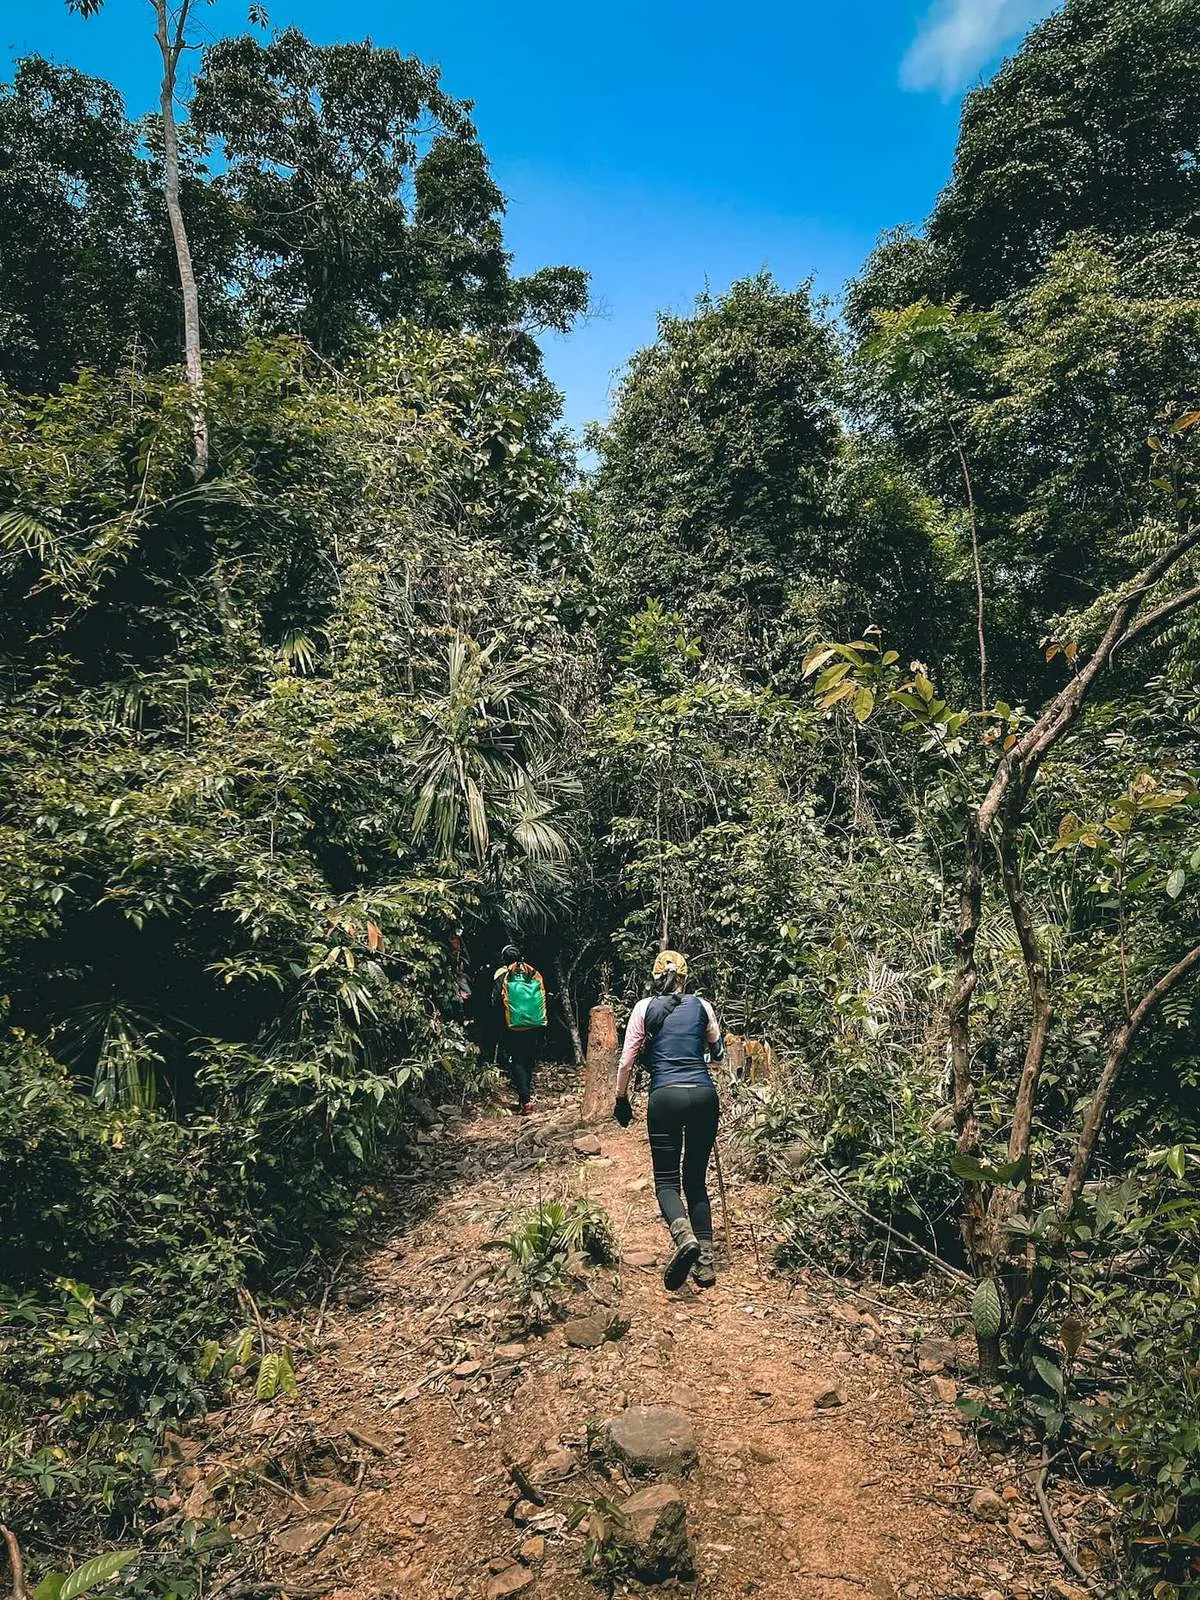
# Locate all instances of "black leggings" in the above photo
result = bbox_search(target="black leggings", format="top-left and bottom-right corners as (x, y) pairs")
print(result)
(502, 1030), (540, 1102)
(647, 1081), (720, 1241)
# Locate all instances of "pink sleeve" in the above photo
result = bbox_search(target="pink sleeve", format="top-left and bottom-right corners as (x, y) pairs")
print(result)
(619, 999), (649, 1075)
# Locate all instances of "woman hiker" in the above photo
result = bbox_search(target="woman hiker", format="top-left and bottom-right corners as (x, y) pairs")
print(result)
(612, 950), (724, 1290)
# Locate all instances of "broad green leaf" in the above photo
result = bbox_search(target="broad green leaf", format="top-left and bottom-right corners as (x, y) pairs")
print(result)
(1032, 1353), (1065, 1397)
(1166, 868), (1185, 899)
(60, 1552), (138, 1600)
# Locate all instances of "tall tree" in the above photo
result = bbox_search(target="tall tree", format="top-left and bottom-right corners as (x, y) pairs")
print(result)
(69, 0), (211, 477)
(593, 275), (844, 663)
(190, 30), (588, 361)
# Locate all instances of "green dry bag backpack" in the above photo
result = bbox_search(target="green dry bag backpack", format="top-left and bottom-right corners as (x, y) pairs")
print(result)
(504, 965), (547, 1030)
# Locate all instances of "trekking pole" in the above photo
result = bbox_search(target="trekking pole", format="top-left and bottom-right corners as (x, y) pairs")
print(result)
(712, 1138), (733, 1255)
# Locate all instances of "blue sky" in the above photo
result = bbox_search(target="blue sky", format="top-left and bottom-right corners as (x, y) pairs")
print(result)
(4, 0), (1058, 435)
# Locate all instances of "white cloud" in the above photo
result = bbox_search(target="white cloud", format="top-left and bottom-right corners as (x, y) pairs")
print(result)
(901, 0), (1058, 95)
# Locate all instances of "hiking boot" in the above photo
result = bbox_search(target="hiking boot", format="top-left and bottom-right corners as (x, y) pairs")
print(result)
(519, 1101), (534, 1117)
(663, 1217), (700, 1291)
(692, 1240), (716, 1288)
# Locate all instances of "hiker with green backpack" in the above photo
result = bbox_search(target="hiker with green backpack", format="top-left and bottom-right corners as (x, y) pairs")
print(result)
(493, 943), (548, 1115)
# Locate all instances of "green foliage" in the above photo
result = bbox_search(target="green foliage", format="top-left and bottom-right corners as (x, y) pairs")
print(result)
(500, 1197), (616, 1323)
(0, 31), (586, 390)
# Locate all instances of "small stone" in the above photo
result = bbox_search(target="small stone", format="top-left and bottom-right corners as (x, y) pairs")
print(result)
(453, 1359), (482, 1378)
(563, 1310), (628, 1348)
(486, 1566), (534, 1600)
(494, 1342), (526, 1361)
(572, 1133), (603, 1156)
(1002, 1484), (1020, 1502)
(624, 1248), (658, 1268)
(918, 1336), (960, 1374)
(518, 1535), (545, 1562)
(813, 1386), (845, 1409)
(410, 1509), (428, 1527)
(929, 1376), (958, 1405)
(273, 1515), (335, 1555)
(612, 1483), (695, 1581)
(534, 1447), (578, 1483)
(1050, 1584), (1089, 1600)
(971, 1488), (1008, 1522)
(606, 1405), (699, 1478)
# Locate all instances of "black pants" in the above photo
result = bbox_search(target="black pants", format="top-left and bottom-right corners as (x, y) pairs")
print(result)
(647, 1081), (720, 1241)
(502, 1029), (541, 1103)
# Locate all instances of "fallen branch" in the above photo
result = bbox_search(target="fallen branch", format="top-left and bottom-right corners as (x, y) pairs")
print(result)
(1, 1525), (28, 1600)
(1034, 1452), (1092, 1586)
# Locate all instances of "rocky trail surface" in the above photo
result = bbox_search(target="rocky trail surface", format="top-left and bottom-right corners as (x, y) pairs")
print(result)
(172, 1071), (1099, 1600)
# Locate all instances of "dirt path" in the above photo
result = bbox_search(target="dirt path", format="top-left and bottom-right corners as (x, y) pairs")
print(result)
(195, 1071), (1071, 1600)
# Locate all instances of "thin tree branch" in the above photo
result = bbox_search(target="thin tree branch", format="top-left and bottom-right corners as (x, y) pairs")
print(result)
(994, 785), (1052, 1175)
(977, 520), (1200, 835)
(1112, 582), (1200, 655)
(950, 425), (988, 710)
(949, 821), (986, 1269)
(1055, 941), (1200, 1231)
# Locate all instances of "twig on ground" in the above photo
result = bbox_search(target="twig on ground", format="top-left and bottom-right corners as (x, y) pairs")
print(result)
(795, 1573), (869, 1590)
(713, 1140), (734, 1254)
(1035, 1451), (1092, 1585)
(251, 1471), (310, 1513)
(2, 1524), (29, 1600)
(345, 1426), (391, 1456)
(311, 1459), (367, 1555)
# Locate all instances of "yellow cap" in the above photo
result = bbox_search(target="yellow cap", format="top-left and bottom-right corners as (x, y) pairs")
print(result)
(652, 949), (688, 980)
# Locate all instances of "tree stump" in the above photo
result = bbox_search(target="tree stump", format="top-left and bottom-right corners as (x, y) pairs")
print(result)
(580, 1004), (619, 1124)
(724, 1033), (747, 1079)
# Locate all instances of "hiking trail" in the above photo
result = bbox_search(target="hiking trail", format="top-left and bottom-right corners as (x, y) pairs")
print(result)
(181, 1069), (1082, 1600)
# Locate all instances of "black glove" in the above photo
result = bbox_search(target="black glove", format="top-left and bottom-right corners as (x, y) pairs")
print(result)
(613, 1094), (633, 1127)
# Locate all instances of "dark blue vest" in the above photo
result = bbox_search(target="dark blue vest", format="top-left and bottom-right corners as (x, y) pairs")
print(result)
(644, 994), (712, 1090)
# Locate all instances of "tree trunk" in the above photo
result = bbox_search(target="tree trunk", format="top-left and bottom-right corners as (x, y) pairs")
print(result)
(554, 954), (585, 1067)
(949, 819), (986, 1270)
(154, 0), (208, 481)
(580, 1004), (619, 1124)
